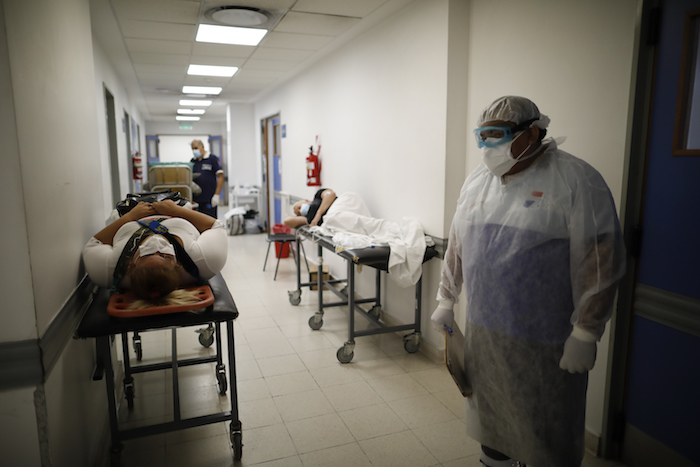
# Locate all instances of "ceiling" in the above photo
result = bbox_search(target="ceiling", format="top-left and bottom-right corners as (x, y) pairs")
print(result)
(91, 0), (404, 124)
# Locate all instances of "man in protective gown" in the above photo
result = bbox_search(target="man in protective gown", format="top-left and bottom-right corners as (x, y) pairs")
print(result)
(432, 96), (626, 467)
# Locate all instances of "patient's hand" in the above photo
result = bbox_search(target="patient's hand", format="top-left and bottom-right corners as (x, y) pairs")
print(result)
(125, 202), (156, 220)
(152, 199), (182, 216)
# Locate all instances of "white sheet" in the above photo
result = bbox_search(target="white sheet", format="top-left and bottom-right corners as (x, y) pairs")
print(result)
(312, 192), (427, 288)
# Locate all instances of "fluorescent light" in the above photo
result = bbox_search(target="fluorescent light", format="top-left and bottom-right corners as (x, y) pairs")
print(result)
(176, 116), (200, 121)
(179, 99), (212, 107)
(196, 24), (267, 46)
(187, 64), (238, 77)
(182, 85), (222, 95)
(178, 108), (206, 115)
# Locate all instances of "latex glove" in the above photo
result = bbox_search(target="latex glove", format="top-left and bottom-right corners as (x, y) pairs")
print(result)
(431, 300), (454, 331)
(211, 194), (220, 207)
(559, 326), (598, 373)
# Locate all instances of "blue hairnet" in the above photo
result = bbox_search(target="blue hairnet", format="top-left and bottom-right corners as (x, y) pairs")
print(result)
(477, 96), (550, 130)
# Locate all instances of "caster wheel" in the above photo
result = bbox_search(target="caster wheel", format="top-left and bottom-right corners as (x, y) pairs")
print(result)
(231, 431), (243, 461)
(288, 290), (302, 306)
(336, 347), (354, 364)
(217, 370), (228, 395)
(125, 383), (135, 409)
(133, 336), (142, 361)
(403, 334), (421, 353)
(369, 305), (382, 320)
(198, 332), (215, 348)
(308, 315), (323, 330)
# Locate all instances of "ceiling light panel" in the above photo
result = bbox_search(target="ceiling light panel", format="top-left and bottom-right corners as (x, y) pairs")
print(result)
(176, 116), (201, 121)
(187, 64), (238, 77)
(179, 99), (212, 107)
(182, 85), (222, 95)
(178, 108), (206, 114)
(196, 24), (268, 46)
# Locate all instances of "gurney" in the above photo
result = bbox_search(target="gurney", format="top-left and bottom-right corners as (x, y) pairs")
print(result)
(288, 226), (439, 363)
(76, 273), (243, 464)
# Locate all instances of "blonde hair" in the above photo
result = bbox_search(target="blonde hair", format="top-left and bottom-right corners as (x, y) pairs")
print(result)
(125, 288), (206, 310)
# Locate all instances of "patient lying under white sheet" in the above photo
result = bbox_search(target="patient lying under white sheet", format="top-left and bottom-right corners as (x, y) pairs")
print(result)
(308, 192), (427, 288)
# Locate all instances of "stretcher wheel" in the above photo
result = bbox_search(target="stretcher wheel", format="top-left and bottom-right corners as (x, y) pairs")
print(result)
(337, 346), (354, 364)
(369, 305), (382, 320)
(217, 369), (228, 395)
(288, 290), (302, 306)
(403, 333), (421, 353)
(133, 335), (142, 361)
(308, 315), (323, 330)
(196, 324), (215, 348)
(230, 429), (243, 461)
(125, 383), (135, 409)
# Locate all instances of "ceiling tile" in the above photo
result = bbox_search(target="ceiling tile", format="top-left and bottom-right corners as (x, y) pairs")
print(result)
(191, 42), (256, 59)
(112, 0), (200, 24)
(188, 55), (246, 67)
(119, 19), (196, 41)
(125, 38), (193, 55)
(243, 58), (298, 72)
(259, 31), (334, 50)
(249, 47), (315, 62)
(129, 53), (191, 66)
(274, 11), (360, 36)
(291, 0), (389, 18)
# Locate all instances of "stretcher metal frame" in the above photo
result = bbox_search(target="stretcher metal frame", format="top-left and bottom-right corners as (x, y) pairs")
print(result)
(76, 273), (242, 465)
(288, 226), (438, 363)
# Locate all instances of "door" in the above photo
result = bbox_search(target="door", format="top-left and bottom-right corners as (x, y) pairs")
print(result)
(614, 1), (700, 466)
(104, 87), (121, 206)
(260, 114), (281, 232)
(209, 135), (225, 204)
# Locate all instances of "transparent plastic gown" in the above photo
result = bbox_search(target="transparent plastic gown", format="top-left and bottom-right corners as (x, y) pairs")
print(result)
(438, 141), (625, 467)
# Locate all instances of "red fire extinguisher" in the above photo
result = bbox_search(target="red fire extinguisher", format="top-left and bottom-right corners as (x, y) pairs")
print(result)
(132, 151), (143, 180)
(306, 142), (321, 186)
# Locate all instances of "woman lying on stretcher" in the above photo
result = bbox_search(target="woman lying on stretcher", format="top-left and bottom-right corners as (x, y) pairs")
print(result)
(284, 188), (337, 229)
(82, 200), (227, 309)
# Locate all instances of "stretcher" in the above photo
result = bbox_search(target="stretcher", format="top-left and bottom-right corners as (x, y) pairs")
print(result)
(76, 273), (242, 464)
(288, 226), (439, 363)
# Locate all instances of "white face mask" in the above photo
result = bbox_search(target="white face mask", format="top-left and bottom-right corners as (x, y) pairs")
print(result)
(481, 132), (532, 177)
(192, 149), (202, 157)
(138, 235), (175, 258)
(300, 203), (311, 217)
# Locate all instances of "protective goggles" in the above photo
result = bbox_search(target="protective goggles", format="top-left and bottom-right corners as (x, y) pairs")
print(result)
(473, 119), (537, 148)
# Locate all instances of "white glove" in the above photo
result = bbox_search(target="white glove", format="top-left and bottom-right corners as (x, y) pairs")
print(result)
(431, 300), (454, 331)
(559, 326), (597, 373)
(211, 194), (220, 207)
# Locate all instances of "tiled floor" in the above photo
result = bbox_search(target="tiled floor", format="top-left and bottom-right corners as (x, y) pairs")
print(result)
(114, 231), (628, 467)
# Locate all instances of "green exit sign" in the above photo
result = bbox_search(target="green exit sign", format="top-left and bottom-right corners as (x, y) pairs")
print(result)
(179, 124), (193, 130)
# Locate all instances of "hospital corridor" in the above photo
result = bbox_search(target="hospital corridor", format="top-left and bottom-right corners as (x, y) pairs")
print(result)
(108, 231), (628, 467)
(2, 0), (699, 466)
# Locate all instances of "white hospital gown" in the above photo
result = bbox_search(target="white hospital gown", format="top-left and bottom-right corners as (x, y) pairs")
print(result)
(437, 140), (625, 467)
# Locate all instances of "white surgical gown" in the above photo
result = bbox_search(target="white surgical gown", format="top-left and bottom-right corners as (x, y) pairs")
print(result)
(437, 141), (625, 467)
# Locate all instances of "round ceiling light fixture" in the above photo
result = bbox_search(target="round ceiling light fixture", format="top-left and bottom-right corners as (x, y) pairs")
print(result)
(207, 6), (269, 27)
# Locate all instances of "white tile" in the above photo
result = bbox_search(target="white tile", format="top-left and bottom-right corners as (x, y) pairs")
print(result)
(257, 353), (307, 377)
(265, 370), (319, 396)
(299, 442), (372, 466)
(410, 367), (459, 393)
(239, 397), (283, 429)
(286, 413), (354, 454)
(412, 418), (481, 463)
(387, 393), (457, 429)
(359, 430), (439, 467)
(338, 403), (407, 441)
(366, 373), (429, 402)
(236, 423), (297, 465)
(164, 432), (233, 466)
(352, 356), (407, 380)
(273, 388), (334, 422)
(309, 363), (364, 388)
(322, 380), (383, 412)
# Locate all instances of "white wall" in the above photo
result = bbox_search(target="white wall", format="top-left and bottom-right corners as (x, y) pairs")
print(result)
(0, 0), (113, 464)
(255, 0), (449, 233)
